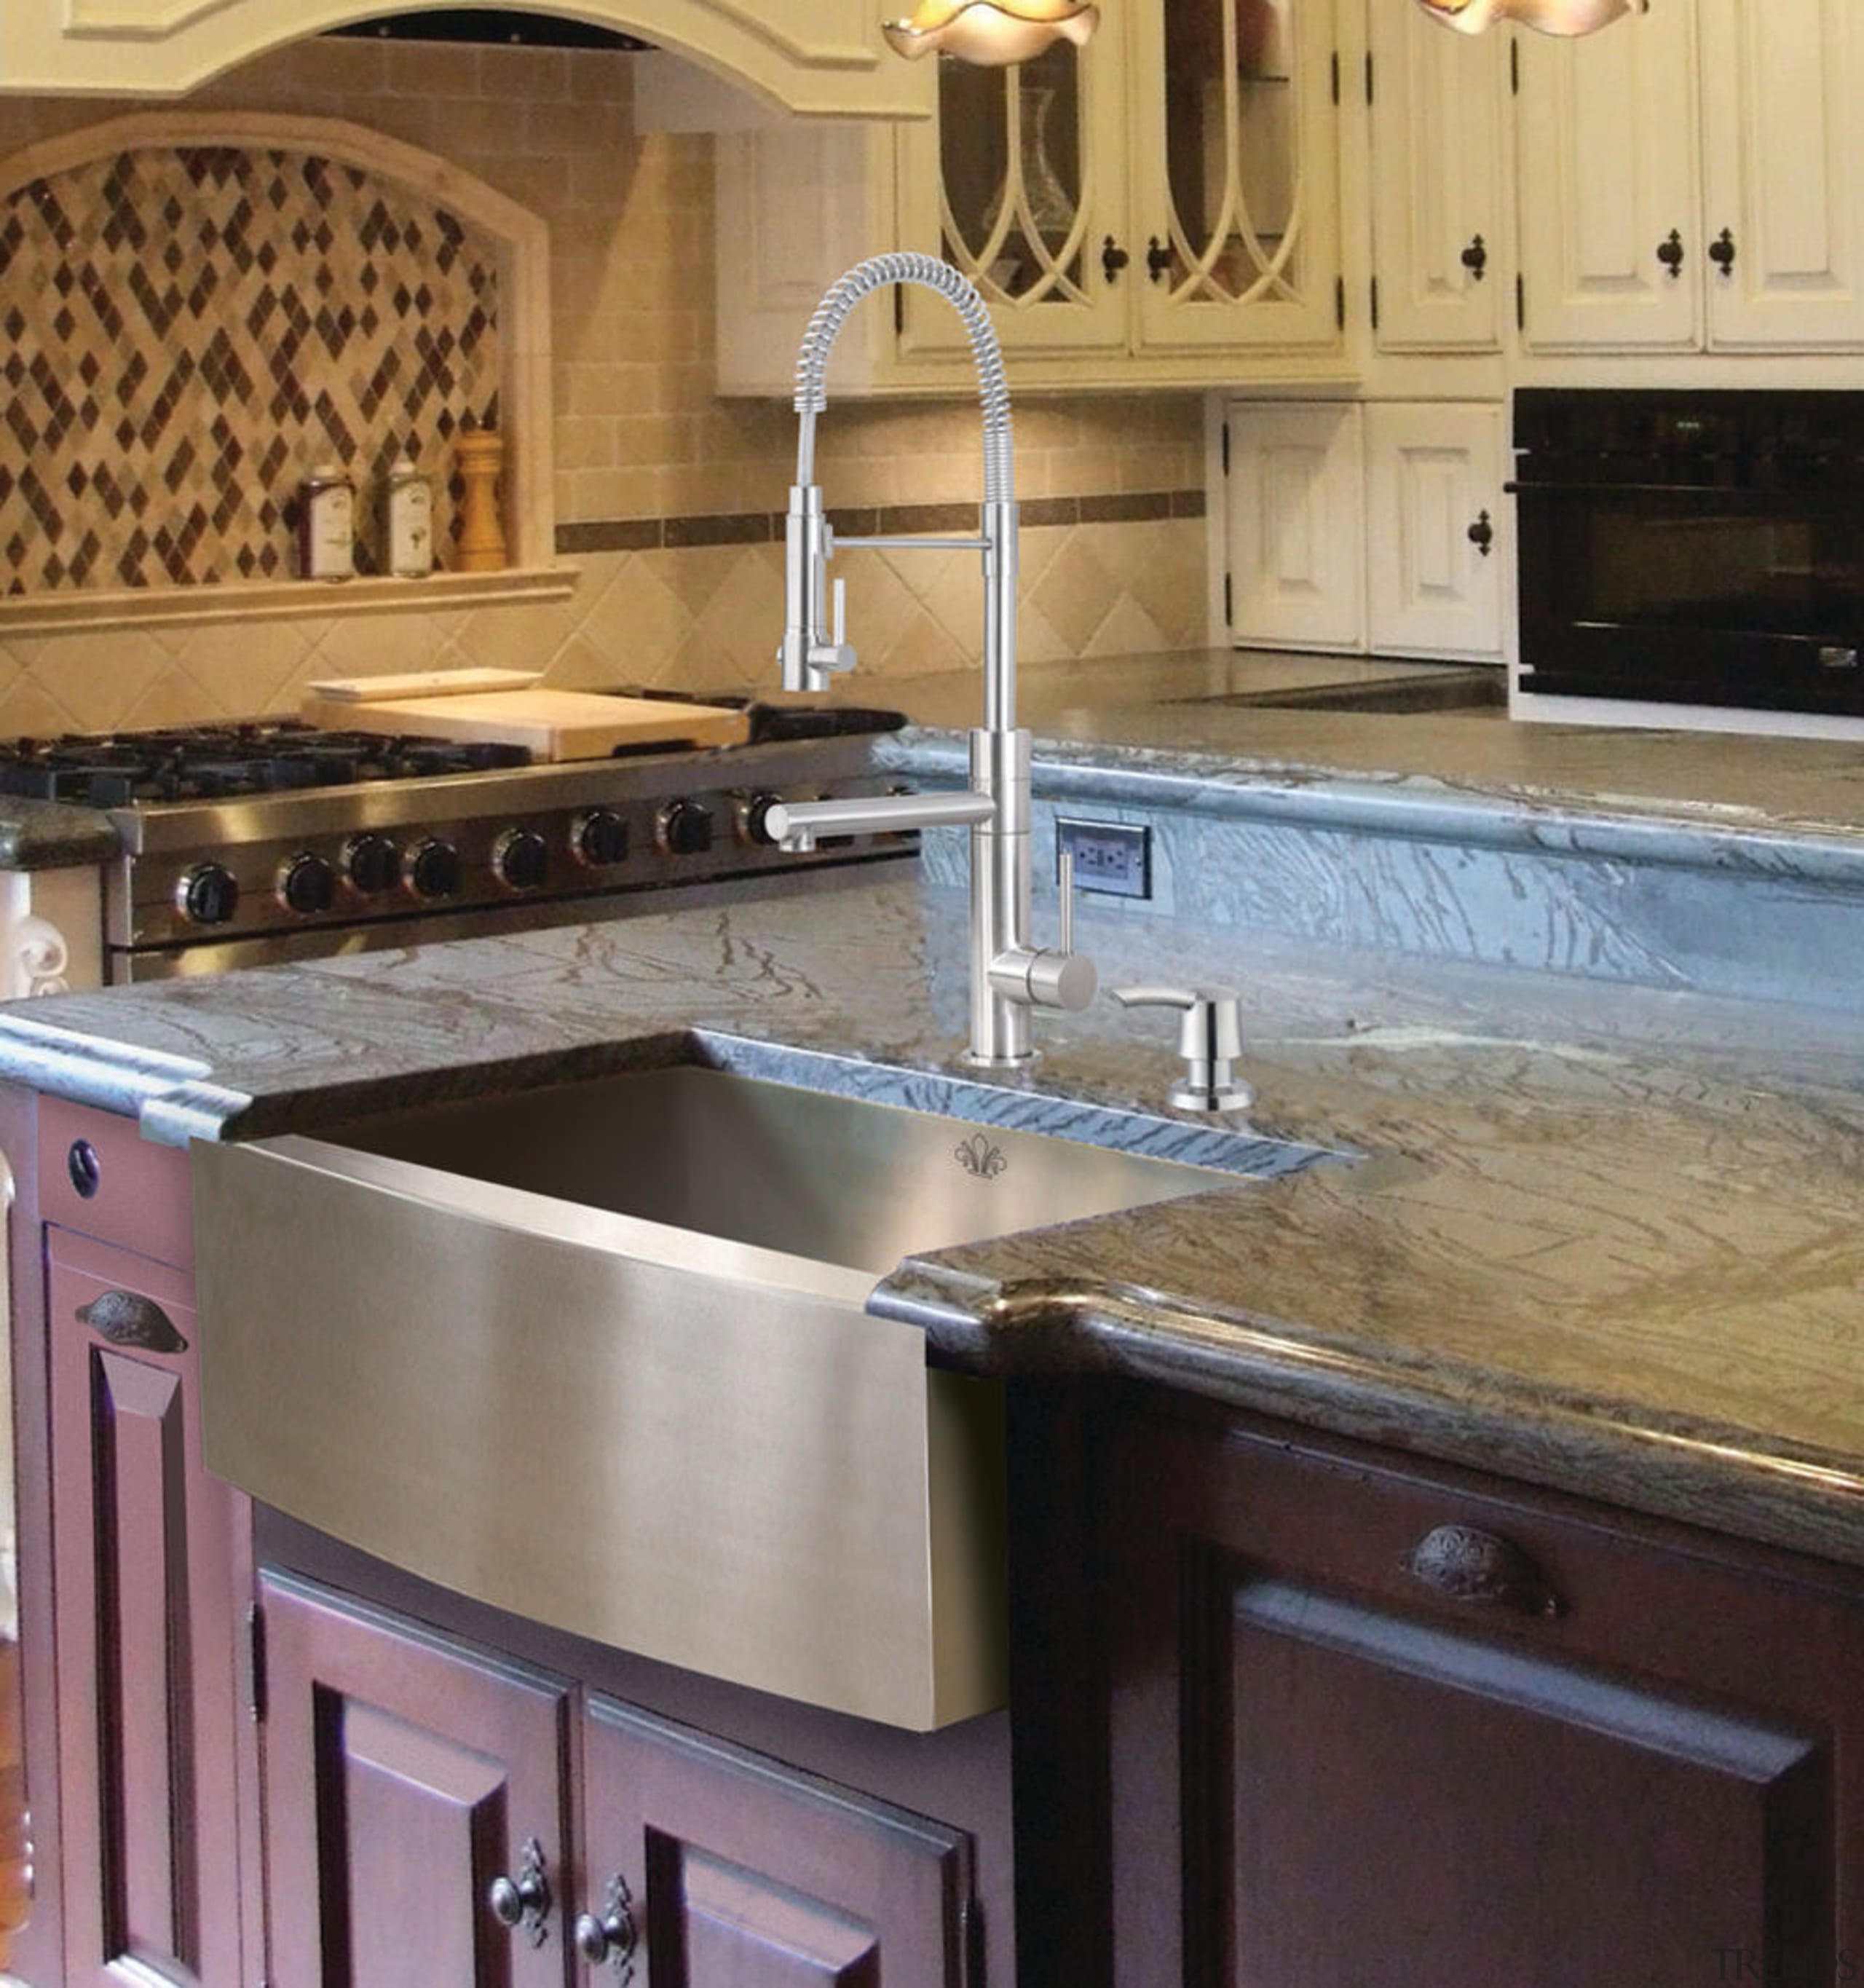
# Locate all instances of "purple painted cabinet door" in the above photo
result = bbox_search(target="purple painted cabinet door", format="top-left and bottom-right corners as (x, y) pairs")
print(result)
(45, 1226), (255, 1988)
(580, 1695), (976, 1988)
(258, 1571), (574, 1988)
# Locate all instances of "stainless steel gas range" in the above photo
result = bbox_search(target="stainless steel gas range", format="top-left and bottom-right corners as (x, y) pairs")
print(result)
(0, 703), (917, 984)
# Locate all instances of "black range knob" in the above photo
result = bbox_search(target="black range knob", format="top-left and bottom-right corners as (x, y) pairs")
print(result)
(740, 792), (784, 848)
(344, 833), (400, 896)
(573, 808), (630, 869)
(278, 852), (337, 916)
(658, 800), (714, 856)
(494, 829), (550, 891)
(177, 861), (240, 926)
(407, 837), (463, 900)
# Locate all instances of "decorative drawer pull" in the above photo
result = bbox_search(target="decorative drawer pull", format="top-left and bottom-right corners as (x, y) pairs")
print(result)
(1146, 235), (1173, 285)
(1467, 510), (1495, 557)
(77, 1291), (188, 1354)
(1656, 228), (1685, 277)
(487, 1837), (552, 1946)
(1403, 1523), (1563, 1618)
(575, 1874), (639, 1981)
(1102, 236), (1130, 283)
(1708, 226), (1737, 274)
(1460, 233), (1488, 282)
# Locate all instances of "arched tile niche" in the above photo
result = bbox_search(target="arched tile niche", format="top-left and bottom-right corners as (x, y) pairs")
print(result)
(0, 109), (566, 634)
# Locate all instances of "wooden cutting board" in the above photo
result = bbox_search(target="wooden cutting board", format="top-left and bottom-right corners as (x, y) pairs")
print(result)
(299, 689), (751, 760)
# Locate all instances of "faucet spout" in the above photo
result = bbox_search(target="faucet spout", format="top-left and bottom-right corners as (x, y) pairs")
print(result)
(777, 254), (1094, 1065)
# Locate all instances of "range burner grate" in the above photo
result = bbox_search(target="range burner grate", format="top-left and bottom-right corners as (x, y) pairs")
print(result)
(0, 721), (534, 807)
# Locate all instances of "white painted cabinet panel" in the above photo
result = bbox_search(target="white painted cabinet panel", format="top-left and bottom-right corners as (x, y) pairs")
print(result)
(1695, 0), (1864, 349)
(1514, 0), (1700, 351)
(1368, 4), (1506, 352)
(0, 0), (920, 115)
(1364, 403), (1504, 660)
(1225, 403), (1365, 652)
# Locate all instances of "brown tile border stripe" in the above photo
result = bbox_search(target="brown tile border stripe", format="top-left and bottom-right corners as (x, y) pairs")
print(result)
(556, 489), (1203, 556)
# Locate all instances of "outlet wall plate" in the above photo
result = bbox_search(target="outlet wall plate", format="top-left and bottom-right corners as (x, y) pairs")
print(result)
(1057, 817), (1152, 900)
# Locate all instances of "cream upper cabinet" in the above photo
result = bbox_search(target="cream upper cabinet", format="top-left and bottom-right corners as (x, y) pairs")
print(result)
(1516, 0), (1864, 352)
(1367, 3), (1506, 352)
(0, 0), (924, 116)
(719, 0), (1346, 393)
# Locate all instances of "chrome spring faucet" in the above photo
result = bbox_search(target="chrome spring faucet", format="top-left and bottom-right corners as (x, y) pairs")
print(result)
(764, 254), (1095, 1066)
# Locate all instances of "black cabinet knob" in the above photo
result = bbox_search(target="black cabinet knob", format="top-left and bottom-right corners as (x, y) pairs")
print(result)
(1102, 236), (1130, 283)
(1656, 227), (1685, 277)
(1708, 226), (1737, 274)
(1460, 233), (1488, 281)
(344, 833), (400, 896)
(657, 800), (714, 856)
(408, 838), (463, 900)
(574, 808), (631, 868)
(177, 862), (239, 926)
(494, 829), (549, 891)
(279, 853), (337, 915)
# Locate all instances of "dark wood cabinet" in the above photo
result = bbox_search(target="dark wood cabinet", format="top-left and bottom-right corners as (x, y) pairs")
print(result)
(25, 1094), (260, 1988)
(1081, 1393), (1864, 1988)
(583, 1695), (975, 1988)
(258, 1569), (575, 1988)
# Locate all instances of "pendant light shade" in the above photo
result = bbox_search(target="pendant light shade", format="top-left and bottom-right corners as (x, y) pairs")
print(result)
(1414, 0), (1645, 33)
(882, 0), (1100, 66)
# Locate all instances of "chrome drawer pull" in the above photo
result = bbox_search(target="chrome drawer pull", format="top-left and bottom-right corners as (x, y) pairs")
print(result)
(77, 1291), (188, 1354)
(1403, 1523), (1563, 1619)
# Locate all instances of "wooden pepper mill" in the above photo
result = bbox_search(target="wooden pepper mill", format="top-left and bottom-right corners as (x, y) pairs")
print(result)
(454, 424), (508, 572)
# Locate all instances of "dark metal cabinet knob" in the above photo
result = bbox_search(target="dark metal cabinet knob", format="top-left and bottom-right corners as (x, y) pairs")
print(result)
(1145, 235), (1173, 284)
(66, 1138), (100, 1199)
(574, 1875), (638, 1979)
(77, 1290), (189, 1353)
(487, 1838), (552, 1946)
(1708, 226), (1737, 273)
(1460, 233), (1488, 281)
(1467, 510), (1495, 557)
(1403, 1523), (1563, 1618)
(1102, 236), (1130, 283)
(1656, 227), (1685, 277)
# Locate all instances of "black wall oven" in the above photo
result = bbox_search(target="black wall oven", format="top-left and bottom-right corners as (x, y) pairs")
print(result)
(1512, 388), (1864, 717)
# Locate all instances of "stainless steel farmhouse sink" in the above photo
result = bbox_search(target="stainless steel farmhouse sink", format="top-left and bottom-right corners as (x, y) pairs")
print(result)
(192, 1062), (1277, 1729)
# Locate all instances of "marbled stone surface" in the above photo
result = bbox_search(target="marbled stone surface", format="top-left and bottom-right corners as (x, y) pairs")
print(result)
(0, 799), (119, 872)
(1, 867), (1863, 1577)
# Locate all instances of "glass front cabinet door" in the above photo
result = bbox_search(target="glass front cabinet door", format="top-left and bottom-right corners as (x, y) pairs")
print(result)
(892, 0), (1343, 373)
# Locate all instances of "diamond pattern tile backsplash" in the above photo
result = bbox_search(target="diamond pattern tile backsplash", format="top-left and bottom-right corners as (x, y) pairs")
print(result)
(0, 146), (500, 593)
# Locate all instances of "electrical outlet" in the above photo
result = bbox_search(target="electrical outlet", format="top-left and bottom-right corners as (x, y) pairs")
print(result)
(1057, 817), (1151, 900)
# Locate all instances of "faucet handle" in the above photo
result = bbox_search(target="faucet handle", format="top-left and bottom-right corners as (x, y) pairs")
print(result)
(1108, 985), (1252, 1114)
(809, 577), (858, 675)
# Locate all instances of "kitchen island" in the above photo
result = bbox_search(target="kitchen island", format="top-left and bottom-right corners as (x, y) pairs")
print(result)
(3, 708), (1863, 1986)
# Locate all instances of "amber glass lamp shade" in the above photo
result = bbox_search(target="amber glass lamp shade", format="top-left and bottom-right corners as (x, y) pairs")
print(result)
(1415, 0), (1646, 33)
(882, 0), (1100, 66)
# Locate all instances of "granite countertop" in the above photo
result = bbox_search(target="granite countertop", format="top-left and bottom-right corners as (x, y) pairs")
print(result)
(2, 868), (1863, 1575)
(0, 797), (121, 871)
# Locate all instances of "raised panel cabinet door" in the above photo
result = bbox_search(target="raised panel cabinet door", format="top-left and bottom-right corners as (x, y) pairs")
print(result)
(580, 1695), (975, 1988)
(45, 1228), (254, 1988)
(1100, 1407), (1864, 1988)
(1697, 0), (1864, 349)
(258, 1571), (573, 1988)
(1225, 401), (1366, 652)
(1514, 0), (1701, 351)
(1364, 402), (1505, 660)
(1368, 4), (1506, 352)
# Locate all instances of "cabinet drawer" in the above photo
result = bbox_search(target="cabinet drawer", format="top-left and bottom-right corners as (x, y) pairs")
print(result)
(38, 1097), (191, 1269)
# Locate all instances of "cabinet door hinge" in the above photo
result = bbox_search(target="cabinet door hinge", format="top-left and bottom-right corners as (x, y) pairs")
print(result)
(1223, 573), (1234, 626)
(1221, 421), (1231, 476)
(1370, 276), (1380, 331)
(1365, 51), (1375, 105)
(1331, 50), (1340, 104)
(1515, 272), (1525, 330)
(244, 1600), (267, 1723)
(1335, 276), (1346, 330)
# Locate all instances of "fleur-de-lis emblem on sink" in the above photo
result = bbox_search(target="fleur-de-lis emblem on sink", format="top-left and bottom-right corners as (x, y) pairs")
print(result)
(955, 1132), (1009, 1180)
